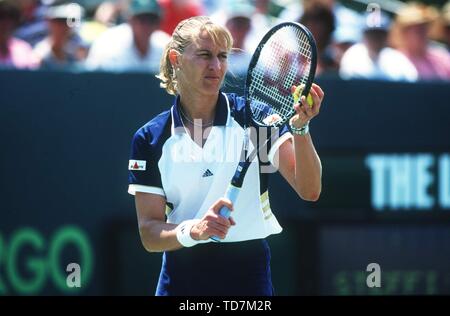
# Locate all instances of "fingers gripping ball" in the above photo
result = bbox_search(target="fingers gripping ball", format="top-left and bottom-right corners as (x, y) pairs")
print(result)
(291, 84), (313, 108)
(291, 85), (302, 104)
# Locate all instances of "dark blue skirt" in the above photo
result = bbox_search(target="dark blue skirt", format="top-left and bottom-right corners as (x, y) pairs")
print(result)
(155, 239), (274, 296)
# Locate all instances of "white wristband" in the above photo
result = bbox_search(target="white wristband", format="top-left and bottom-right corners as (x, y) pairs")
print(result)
(175, 219), (202, 248)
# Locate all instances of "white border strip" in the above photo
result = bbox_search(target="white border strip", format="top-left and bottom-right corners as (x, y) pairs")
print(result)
(268, 132), (293, 165)
(128, 184), (165, 196)
(222, 92), (231, 126)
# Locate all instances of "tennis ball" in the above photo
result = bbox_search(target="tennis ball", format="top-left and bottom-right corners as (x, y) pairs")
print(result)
(306, 93), (314, 108)
(291, 84), (304, 104)
(292, 84), (313, 108)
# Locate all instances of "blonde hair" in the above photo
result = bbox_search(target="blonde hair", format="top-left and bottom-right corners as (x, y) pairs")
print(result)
(157, 16), (234, 95)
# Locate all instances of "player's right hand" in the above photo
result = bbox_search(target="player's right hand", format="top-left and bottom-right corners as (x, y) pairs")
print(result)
(191, 198), (236, 241)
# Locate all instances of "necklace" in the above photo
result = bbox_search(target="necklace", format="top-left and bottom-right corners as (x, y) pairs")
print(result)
(179, 105), (214, 127)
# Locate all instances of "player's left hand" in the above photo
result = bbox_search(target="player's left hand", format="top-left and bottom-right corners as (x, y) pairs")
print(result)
(290, 83), (324, 129)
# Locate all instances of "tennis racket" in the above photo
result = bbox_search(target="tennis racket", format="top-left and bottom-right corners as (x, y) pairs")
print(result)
(211, 22), (317, 242)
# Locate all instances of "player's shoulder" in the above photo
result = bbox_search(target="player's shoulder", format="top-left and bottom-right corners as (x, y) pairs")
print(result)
(133, 110), (172, 146)
(224, 92), (245, 111)
(223, 92), (246, 125)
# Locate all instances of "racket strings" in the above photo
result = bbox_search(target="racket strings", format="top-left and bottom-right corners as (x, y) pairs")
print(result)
(249, 26), (313, 126)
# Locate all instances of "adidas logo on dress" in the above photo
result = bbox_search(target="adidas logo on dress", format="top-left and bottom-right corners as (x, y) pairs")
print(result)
(202, 169), (214, 177)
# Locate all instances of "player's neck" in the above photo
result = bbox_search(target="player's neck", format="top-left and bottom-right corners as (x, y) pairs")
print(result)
(178, 91), (218, 125)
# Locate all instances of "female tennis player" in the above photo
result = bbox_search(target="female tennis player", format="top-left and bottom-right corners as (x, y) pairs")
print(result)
(128, 16), (324, 296)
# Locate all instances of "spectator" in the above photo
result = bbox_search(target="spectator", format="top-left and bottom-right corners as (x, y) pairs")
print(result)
(158, 0), (204, 35)
(299, 1), (337, 76)
(201, 0), (223, 15)
(429, 1), (450, 51)
(211, 0), (265, 54)
(444, 2), (450, 51)
(279, 0), (363, 70)
(86, 0), (170, 73)
(279, 0), (363, 42)
(332, 2), (363, 68)
(340, 12), (418, 81)
(14, 0), (48, 47)
(33, 2), (88, 70)
(225, 0), (254, 74)
(252, 0), (283, 34)
(391, 2), (450, 81)
(0, 0), (39, 69)
(79, 1), (120, 46)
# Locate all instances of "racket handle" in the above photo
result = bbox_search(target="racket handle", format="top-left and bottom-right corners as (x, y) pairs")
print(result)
(210, 185), (240, 242)
(219, 185), (240, 218)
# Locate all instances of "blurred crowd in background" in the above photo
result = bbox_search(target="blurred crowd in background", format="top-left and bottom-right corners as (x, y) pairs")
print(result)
(1, 0), (450, 81)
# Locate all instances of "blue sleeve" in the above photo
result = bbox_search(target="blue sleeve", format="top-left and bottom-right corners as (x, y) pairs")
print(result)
(128, 128), (163, 190)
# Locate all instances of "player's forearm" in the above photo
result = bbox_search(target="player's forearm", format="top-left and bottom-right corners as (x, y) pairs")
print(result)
(292, 133), (322, 201)
(138, 219), (183, 252)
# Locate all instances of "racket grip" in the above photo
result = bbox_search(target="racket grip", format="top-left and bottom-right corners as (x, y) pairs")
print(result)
(218, 185), (240, 218)
(210, 185), (240, 242)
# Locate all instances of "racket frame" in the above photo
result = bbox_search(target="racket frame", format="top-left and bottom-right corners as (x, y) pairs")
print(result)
(211, 22), (317, 240)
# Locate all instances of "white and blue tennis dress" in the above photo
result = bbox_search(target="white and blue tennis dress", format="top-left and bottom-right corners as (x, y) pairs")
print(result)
(128, 91), (292, 295)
